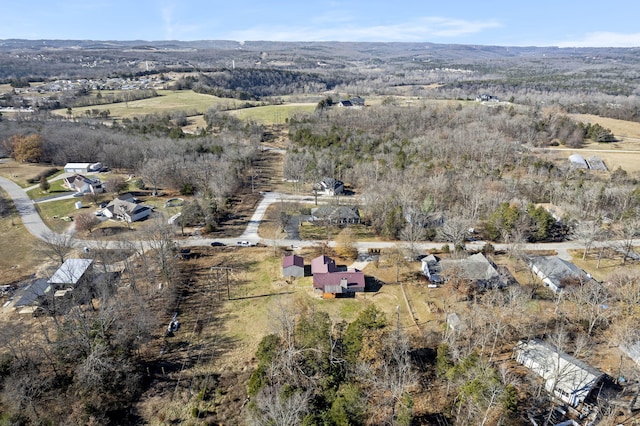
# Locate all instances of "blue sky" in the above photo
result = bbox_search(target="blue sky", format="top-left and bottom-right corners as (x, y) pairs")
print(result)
(3, 0), (640, 47)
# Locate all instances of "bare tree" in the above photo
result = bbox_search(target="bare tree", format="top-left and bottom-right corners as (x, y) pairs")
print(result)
(75, 212), (100, 234)
(438, 215), (472, 252)
(248, 384), (310, 426)
(615, 214), (640, 264)
(568, 280), (614, 336)
(34, 230), (76, 265)
(571, 219), (604, 260)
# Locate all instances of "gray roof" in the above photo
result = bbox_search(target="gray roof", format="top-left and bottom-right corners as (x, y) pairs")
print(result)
(620, 342), (640, 366)
(440, 253), (499, 282)
(14, 278), (50, 307)
(311, 205), (359, 221)
(48, 258), (93, 285)
(515, 338), (604, 407)
(529, 256), (588, 287)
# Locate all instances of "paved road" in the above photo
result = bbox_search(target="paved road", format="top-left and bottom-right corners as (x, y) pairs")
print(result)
(0, 176), (56, 240)
(0, 178), (635, 260)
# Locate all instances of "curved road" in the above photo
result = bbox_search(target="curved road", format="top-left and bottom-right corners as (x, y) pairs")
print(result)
(0, 176), (634, 260)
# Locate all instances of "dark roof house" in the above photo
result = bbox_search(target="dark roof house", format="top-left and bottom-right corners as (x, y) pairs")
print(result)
(319, 177), (344, 196)
(311, 205), (360, 225)
(313, 270), (365, 294)
(311, 255), (365, 296)
(439, 253), (504, 289)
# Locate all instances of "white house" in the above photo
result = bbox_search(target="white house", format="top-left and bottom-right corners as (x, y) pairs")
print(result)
(319, 177), (344, 196)
(103, 193), (152, 223)
(515, 339), (605, 408)
(421, 254), (443, 284)
(63, 174), (104, 194)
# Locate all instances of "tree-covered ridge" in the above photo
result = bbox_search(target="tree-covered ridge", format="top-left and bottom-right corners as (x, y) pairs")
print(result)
(172, 69), (353, 100)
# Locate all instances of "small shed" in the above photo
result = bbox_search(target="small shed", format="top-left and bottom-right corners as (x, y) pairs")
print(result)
(283, 255), (304, 278)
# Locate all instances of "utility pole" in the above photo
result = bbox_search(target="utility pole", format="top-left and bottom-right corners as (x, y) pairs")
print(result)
(210, 266), (233, 300)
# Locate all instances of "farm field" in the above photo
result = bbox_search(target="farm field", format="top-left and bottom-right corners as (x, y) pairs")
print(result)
(52, 90), (257, 120)
(228, 102), (316, 124)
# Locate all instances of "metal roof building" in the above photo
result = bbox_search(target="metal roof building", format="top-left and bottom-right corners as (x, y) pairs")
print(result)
(48, 258), (93, 287)
(515, 339), (605, 408)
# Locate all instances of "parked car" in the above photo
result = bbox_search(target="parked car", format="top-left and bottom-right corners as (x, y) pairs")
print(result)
(72, 192), (84, 198)
(210, 241), (225, 247)
(237, 241), (253, 247)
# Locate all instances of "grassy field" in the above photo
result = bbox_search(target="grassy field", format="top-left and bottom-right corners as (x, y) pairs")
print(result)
(26, 180), (70, 200)
(0, 190), (42, 285)
(228, 103), (317, 124)
(52, 90), (258, 120)
(0, 160), (64, 187)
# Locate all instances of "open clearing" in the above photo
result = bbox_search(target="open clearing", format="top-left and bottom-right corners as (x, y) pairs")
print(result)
(540, 114), (640, 173)
(52, 90), (257, 120)
(228, 103), (316, 124)
(568, 113), (640, 139)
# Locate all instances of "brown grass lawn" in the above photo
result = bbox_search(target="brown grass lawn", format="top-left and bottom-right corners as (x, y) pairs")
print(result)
(0, 211), (42, 286)
(0, 159), (63, 186)
(568, 248), (640, 282)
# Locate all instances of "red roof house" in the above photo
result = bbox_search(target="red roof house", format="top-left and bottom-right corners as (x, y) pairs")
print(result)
(282, 255), (305, 278)
(313, 270), (365, 295)
(311, 255), (339, 274)
(311, 255), (365, 296)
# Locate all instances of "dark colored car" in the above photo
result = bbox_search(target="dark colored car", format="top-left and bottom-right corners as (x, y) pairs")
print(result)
(210, 241), (225, 247)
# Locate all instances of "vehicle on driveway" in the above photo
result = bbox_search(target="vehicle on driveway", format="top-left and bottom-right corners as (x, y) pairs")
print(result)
(210, 241), (225, 247)
(237, 241), (253, 247)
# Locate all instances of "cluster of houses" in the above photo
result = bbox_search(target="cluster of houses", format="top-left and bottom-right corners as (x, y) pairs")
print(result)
(282, 254), (365, 298)
(422, 252), (595, 294)
(61, 163), (152, 223)
(14, 76), (165, 95)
